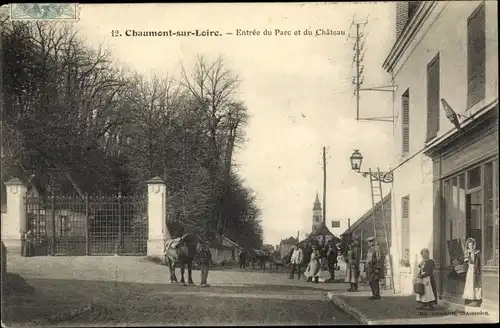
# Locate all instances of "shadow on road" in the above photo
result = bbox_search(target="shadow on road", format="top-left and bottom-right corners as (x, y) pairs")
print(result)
(2, 277), (357, 326)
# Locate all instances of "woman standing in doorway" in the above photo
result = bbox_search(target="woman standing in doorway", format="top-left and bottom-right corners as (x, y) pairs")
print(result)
(462, 237), (482, 307)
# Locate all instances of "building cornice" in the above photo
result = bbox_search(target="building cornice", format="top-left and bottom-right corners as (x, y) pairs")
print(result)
(423, 99), (498, 157)
(382, 1), (439, 74)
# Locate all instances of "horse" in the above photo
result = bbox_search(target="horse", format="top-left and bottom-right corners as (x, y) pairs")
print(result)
(251, 250), (272, 269)
(164, 233), (200, 285)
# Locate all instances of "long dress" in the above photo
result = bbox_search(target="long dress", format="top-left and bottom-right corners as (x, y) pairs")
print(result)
(416, 259), (437, 305)
(304, 250), (321, 279)
(344, 246), (360, 284)
(462, 249), (482, 307)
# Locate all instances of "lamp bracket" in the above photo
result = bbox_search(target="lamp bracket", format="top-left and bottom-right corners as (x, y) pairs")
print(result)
(359, 170), (393, 183)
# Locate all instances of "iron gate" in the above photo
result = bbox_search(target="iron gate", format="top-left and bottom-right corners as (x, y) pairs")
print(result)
(25, 195), (148, 256)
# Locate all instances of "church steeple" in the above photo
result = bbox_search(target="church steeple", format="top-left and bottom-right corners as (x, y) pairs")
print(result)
(312, 192), (322, 232)
(313, 192), (322, 211)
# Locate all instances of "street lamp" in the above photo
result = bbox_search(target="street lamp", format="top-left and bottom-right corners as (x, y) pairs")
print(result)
(349, 149), (394, 184)
(349, 148), (395, 293)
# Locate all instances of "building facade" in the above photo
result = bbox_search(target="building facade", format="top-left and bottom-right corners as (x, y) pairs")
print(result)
(279, 236), (298, 260)
(209, 236), (242, 265)
(312, 193), (322, 232)
(383, 1), (498, 307)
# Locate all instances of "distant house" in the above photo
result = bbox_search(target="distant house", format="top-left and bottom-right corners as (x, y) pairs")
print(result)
(307, 221), (341, 246)
(279, 236), (298, 260)
(209, 236), (242, 265)
(262, 244), (275, 252)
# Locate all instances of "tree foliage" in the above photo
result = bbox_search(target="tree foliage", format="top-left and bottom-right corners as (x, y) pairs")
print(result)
(1, 18), (263, 250)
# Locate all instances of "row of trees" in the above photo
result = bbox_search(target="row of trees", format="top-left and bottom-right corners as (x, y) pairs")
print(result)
(1, 16), (263, 250)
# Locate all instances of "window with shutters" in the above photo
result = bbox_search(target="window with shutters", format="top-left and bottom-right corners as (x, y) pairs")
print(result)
(401, 89), (410, 156)
(401, 196), (410, 260)
(467, 2), (486, 108)
(426, 53), (440, 142)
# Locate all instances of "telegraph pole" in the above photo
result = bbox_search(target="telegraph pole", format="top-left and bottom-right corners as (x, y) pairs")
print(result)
(349, 15), (396, 123)
(355, 23), (361, 121)
(349, 19), (366, 121)
(323, 147), (326, 225)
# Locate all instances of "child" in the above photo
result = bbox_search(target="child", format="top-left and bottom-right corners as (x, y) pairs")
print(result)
(197, 241), (212, 287)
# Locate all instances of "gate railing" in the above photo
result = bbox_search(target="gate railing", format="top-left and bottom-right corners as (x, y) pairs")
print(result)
(25, 195), (148, 256)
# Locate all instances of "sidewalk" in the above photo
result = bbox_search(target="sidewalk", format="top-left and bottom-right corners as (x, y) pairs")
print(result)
(327, 284), (499, 325)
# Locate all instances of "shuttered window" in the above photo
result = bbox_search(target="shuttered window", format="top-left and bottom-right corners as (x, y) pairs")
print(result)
(467, 2), (486, 108)
(401, 196), (410, 256)
(401, 89), (410, 155)
(426, 53), (440, 142)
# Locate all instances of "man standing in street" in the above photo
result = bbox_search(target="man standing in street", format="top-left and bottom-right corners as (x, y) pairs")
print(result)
(326, 241), (338, 282)
(239, 250), (246, 269)
(289, 243), (303, 279)
(197, 241), (212, 287)
(365, 236), (384, 300)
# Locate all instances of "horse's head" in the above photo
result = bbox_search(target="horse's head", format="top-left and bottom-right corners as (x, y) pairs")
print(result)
(182, 233), (201, 247)
(177, 233), (201, 257)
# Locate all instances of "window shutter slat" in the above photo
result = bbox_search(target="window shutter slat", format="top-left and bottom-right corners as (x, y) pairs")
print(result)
(426, 54), (440, 142)
(402, 197), (409, 218)
(401, 196), (410, 254)
(467, 3), (486, 108)
(402, 89), (410, 154)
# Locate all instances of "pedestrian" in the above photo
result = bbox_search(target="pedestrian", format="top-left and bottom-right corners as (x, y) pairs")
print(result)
(239, 250), (246, 269)
(415, 248), (438, 310)
(462, 237), (482, 307)
(326, 242), (338, 282)
(197, 241), (212, 287)
(365, 236), (384, 300)
(289, 243), (304, 279)
(302, 243), (312, 267)
(344, 237), (361, 291)
(24, 230), (35, 257)
(304, 244), (321, 283)
(20, 230), (26, 257)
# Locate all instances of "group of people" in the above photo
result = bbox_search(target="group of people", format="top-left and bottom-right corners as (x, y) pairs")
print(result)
(288, 238), (343, 283)
(288, 240), (339, 282)
(287, 236), (386, 300)
(343, 236), (385, 300)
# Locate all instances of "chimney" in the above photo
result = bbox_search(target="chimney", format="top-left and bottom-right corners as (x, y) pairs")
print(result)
(396, 1), (422, 39)
(396, 1), (410, 39)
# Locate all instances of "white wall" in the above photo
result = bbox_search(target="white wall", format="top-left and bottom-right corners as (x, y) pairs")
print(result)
(389, 1), (498, 292)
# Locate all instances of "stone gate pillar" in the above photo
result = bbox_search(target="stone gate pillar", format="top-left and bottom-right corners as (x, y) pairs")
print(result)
(3, 178), (28, 251)
(146, 177), (171, 258)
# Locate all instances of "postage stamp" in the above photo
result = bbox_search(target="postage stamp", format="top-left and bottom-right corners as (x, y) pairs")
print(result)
(9, 3), (79, 21)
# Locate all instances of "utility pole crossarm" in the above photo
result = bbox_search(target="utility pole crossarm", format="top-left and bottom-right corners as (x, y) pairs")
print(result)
(357, 117), (395, 123)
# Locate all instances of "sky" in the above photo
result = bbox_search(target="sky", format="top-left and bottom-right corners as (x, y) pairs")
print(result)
(77, 3), (397, 246)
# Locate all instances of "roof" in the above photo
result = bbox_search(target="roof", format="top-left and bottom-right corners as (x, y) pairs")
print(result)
(222, 236), (242, 249)
(310, 221), (334, 237)
(313, 192), (322, 210)
(280, 236), (298, 245)
(341, 192), (391, 236)
(211, 235), (242, 249)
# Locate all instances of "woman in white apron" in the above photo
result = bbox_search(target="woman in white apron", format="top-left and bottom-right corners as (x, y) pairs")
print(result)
(304, 244), (321, 283)
(415, 248), (437, 310)
(462, 237), (482, 307)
